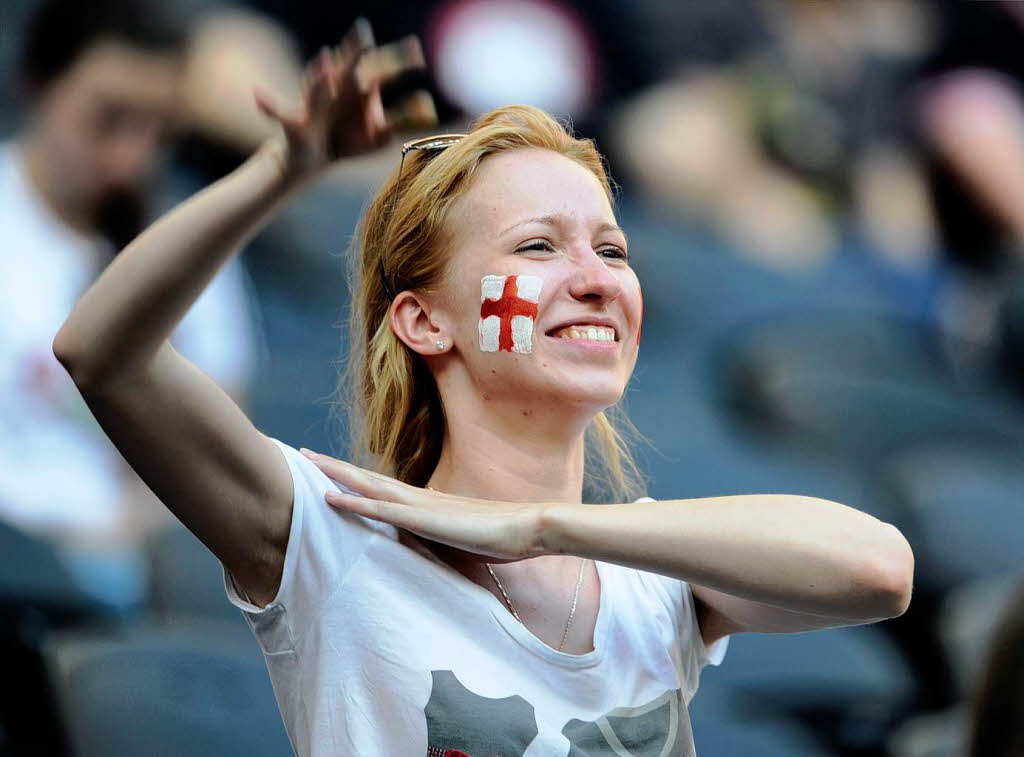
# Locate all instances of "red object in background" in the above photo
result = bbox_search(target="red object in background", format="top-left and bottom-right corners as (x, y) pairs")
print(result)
(636, 285), (643, 346)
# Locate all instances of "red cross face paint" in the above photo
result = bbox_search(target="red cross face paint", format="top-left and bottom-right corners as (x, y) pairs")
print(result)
(479, 274), (543, 353)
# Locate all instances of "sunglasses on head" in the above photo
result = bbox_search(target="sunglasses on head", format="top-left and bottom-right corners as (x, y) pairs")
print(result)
(379, 133), (467, 301)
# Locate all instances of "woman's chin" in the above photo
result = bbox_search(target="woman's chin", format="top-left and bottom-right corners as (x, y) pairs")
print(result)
(541, 378), (625, 412)
(473, 361), (627, 413)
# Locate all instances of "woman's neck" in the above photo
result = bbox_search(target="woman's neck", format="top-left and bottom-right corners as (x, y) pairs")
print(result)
(426, 356), (603, 505)
(411, 393), (593, 591)
(414, 414), (584, 586)
(426, 406), (587, 506)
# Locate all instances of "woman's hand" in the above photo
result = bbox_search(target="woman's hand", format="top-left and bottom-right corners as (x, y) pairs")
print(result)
(254, 18), (437, 180)
(300, 449), (550, 563)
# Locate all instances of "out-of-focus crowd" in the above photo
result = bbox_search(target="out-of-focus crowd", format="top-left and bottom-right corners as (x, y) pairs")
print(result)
(0, 0), (1022, 755)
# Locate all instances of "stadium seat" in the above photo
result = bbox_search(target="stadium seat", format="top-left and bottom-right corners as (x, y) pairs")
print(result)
(42, 623), (291, 757)
(0, 519), (112, 754)
(887, 703), (969, 757)
(690, 673), (836, 754)
(721, 348), (1024, 467)
(694, 717), (838, 756)
(936, 571), (1023, 698)
(146, 522), (245, 624)
(0, 518), (99, 618)
(883, 444), (1024, 591)
(702, 625), (916, 748)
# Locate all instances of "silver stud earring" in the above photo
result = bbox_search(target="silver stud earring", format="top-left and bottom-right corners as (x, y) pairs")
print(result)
(436, 339), (445, 351)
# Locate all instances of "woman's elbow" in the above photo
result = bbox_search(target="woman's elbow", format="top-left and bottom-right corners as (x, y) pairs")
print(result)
(52, 327), (110, 392)
(867, 524), (915, 619)
(52, 328), (86, 383)
(51, 327), (97, 391)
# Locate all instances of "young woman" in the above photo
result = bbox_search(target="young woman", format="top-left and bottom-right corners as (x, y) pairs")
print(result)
(55, 19), (914, 757)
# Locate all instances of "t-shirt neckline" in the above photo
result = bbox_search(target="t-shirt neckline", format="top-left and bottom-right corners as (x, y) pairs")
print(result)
(487, 559), (611, 669)
(400, 530), (611, 669)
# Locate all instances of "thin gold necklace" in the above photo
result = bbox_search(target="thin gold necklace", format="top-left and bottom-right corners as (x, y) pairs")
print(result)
(426, 485), (587, 652)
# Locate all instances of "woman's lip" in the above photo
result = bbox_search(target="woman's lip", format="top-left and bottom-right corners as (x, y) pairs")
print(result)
(544, 334), (618, 351)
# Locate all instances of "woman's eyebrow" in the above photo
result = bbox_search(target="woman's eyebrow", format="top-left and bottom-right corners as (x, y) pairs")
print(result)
(595, 221), (627, 239)
(499, 215), (560, 237)
(499, 215), (626, 238)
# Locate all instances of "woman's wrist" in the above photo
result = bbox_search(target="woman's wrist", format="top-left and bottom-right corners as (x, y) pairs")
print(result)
(257, 133), (324, 193)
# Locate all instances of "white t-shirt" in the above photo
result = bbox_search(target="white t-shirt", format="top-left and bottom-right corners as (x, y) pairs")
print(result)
(223, 439), (730, 757)
(0, 139), (256, 541)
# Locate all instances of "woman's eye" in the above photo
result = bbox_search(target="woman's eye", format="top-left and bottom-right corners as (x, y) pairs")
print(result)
(599, 246), (629, 261)
(516, 240), (555, 253)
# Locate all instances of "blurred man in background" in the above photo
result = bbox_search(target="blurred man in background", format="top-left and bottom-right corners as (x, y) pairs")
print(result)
(0, 0), (255, 584)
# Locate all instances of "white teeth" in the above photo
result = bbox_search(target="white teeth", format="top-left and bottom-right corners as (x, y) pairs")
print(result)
(555, 325), (615, 341)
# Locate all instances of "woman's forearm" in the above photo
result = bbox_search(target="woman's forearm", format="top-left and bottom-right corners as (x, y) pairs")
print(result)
(541, 495), (914, 620)
(54, 137), (302, 386)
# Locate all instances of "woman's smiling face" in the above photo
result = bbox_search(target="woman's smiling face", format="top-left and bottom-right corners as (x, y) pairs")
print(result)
(436, 147), (642, 413)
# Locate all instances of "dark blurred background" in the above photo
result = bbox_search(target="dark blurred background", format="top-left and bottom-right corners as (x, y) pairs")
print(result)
(2, 0), (1023, 755)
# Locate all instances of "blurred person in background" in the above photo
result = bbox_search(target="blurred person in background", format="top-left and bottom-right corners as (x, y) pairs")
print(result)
(968, 574), (1024, 757)
(914, 0), (1024, 392)
(53, 16), (914, 754)
(0, 0), (256, 591)
(608, 0), (939, 274)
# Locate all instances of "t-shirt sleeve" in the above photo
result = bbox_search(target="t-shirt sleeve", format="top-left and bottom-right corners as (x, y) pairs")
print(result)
(220, 438), (387, 653)
(681, 579), (731, 669)
(639, 571), (730, 705)
(632, 497), (729, 705)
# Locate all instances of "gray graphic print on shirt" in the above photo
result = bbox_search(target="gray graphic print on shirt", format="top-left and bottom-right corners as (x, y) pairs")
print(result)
(563, 688), (694, 757)
(424, 670), (694, 757)
(425, 670), (538, 756)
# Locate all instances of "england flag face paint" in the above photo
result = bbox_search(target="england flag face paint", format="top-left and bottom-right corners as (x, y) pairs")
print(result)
(478, 274), (543, 354)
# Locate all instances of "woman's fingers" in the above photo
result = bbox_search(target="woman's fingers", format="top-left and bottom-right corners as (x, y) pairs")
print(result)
(253, 86), (302, 131)
(303, 451), (408, 501)
(320, 48), (338, 100)
(263, 22), (432, 172)
(323, 488), (541, 561)
(351, 38), (427, 147)
(353, 36), (425, 96)
(306, 452), (546, 561)
(356, 84), (386, 145)
(327, 19), (374, 103)
(385, 90), (439, 132)
(326, 491), (426, 531)
(305, 48), (336, 112)
(253, 86), (280, 119)
(336, 17), (376, 70)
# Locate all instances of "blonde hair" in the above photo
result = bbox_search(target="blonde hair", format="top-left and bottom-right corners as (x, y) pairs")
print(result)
(341, 105), (646, 503)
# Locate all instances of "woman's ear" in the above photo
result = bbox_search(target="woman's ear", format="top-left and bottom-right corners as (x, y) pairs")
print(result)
(389, 290), (451, 355)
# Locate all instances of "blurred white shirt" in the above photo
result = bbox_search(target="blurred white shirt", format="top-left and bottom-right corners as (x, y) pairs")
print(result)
(0, 139), (257, 545)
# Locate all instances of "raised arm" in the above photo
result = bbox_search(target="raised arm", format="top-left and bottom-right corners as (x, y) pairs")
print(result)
(53, 20), (432, 607)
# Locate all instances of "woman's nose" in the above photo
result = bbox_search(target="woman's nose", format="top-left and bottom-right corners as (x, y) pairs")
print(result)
(567, 251), (623, 303)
